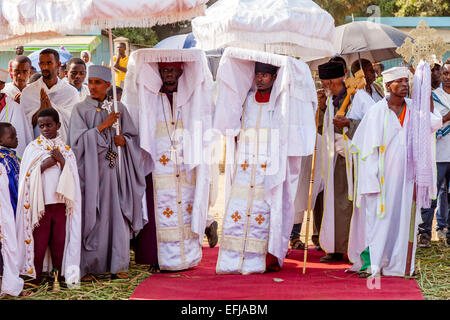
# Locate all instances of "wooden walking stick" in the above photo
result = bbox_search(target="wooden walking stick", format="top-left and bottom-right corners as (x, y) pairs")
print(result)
(302, 100), (321, 274)
(302, 133), (318, 274)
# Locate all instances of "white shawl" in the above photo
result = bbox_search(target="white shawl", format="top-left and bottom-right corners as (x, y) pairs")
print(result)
(20, 77), (80, 142)
(0, 163), (24, 296)
(122, 48), (214, 244)
(0, 96), (33, 158)
(15, 134), (82, 286)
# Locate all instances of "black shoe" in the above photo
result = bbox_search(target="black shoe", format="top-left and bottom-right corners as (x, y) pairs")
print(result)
(418, 234), (431, 248)
(205, 221), (218, 248)
(320, 253), (344, 263)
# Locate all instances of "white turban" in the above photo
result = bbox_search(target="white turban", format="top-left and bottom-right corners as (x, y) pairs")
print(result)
(0, 68), (8, 82)
(382, 66), (409, 86)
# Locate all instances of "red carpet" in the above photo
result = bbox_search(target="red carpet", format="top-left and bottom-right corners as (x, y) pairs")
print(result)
(130, 246), (424, 300)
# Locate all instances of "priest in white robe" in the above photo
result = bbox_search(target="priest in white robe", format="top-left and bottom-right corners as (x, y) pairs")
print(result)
(213, 48), (317, 274)
(122, 49), (213, 271)
(0, 69), (33, 158)
(350, 65), (442, 277)
(20, 49), (79, 143)
(317, 61), (375, 263)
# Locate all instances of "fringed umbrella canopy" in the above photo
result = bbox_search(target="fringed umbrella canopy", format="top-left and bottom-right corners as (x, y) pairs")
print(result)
(0, 0), (207, 48)
(191, 0), (335, 61)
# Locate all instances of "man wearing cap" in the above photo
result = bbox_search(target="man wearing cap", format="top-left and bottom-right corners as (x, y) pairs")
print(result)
(3, 55), (32, 104)
(122, 49), (214, 272)
(316, 61), (375, 263)
(213, 48), (317, 274)
(0, 68), (33, 157)
(68, 65), (145, 281)
(350, 66), (442, 277)
(20, 48), (80, 142)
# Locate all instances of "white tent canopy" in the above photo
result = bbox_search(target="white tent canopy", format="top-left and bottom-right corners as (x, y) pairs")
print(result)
(0, 0), (207, 48)
(191, 0), (335, 61)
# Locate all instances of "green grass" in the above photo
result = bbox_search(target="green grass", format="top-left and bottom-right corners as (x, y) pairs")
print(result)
(2, 243), (449, 300)
(1, 251), (153, 300)
(415, 241), (450, 300)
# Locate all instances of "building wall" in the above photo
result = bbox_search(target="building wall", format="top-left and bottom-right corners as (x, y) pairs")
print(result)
(0, 34), (111, 82)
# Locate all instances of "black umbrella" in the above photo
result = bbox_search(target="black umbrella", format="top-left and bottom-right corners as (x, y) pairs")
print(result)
(308, 21), (412, 70)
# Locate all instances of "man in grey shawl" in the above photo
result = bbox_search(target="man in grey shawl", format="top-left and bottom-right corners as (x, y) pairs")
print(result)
(68, 65), (145, 281)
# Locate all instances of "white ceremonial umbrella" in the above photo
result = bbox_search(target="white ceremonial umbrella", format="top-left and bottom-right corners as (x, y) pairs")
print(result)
(0, 0), (207, 171)
(191, 0), (335, 60)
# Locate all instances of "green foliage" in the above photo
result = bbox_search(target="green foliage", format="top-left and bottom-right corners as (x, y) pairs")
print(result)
(112, 27), (159, 47)
(394, 0), (449, 17)
(317, 0), (449, 24)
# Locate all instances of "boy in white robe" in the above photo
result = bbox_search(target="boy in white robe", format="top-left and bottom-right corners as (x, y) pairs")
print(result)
(350, 66), (442, 277)
(16, 108), (82, 286)
(213, 48), (317, 274)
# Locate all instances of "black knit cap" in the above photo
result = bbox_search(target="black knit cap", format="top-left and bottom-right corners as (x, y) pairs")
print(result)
(255, 62), (278, 75)
(318, 61), (345, 80)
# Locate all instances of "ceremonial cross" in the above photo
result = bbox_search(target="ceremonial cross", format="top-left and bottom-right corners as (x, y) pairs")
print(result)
(396, 20), (450, 68)
(106, 148), (117, 168)
(186, 204), (193, 214)
(163, 208), (174, 218)
(159, 155), (170, 166)
(255, 214), (265, 225)
(241, 161), (249, 171)
(232, 211), (241, 223)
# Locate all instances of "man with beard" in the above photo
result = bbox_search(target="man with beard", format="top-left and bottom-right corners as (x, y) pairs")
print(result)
(20, 48), (79, 142)
(3, 55), (32, 104)
(66, 58), (89, 100)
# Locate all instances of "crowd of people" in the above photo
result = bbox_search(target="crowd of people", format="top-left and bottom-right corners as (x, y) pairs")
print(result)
(0, 42), (448, 297)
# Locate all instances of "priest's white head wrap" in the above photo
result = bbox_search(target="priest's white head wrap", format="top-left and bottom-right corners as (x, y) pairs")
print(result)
(382, 66), (409, 86)
(0, 68), (8, 82)
(88, 65), (111, 82)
